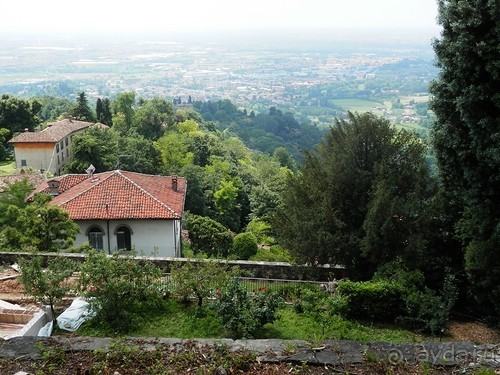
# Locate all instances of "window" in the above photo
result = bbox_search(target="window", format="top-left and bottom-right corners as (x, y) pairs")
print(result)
(116, 226), (132, 251)
(66, 149), (69, 157)
(65, 137), (68, 146)
(60, 141), (64, 150)
(56, 144), (59, 153)
(88, 226), (104, 250)
(21, 159), (27, 167)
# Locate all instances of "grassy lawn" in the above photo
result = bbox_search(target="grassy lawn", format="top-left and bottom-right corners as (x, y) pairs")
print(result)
(77, 301), (424, 343)
(0, 160), (16, 175)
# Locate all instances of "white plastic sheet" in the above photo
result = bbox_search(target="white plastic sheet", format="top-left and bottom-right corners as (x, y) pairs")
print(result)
(56, 297), (96, 332)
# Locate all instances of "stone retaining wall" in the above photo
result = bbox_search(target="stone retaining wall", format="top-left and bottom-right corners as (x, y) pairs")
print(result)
(0, 252), (345, 281)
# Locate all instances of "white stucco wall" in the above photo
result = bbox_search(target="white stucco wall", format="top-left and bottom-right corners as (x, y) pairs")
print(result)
(14, 144), (56, 174)
(74, 219), (181, 257)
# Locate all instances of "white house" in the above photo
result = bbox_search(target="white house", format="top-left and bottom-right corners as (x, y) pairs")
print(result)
(9, 119), (104, 176)
(33, 170), (187, 257)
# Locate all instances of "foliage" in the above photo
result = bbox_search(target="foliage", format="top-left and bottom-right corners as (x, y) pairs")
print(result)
(292, 289), (349, 337)
(64, 126), (161, 174)
(0, 193), (79, 252)
(35, 95), (73, 122)
(0, 178), (34, 222)
(429, 0), (500, 322)
(0, 94), (40, 158)
(230, 232), (258, 260)
(397, 274), (457, 335)
(274, 111), (435, 279)
(111, 92), (136, 131)
(337, 280), (406, 322)
(63, 126), (118, 173)
(374, 261), (458, 335)
(0, 128), (9, 161)
(170, 260), (231, 306)
(78, 251), (165, 333)
(213, 277), (283, 338)
(245, 219), (273, 245)
(18, 256), (78, 320)
(193, 100), (324, 162)
(250, 245), (294, 263)
(69, 92), (95, 122)
(133, 97), (174, 140)
(186, 214), (233, 258)
(95, 97), (112, 125)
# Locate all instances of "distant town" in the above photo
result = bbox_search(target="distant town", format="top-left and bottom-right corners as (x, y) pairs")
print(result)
(0, 30), (437, 129)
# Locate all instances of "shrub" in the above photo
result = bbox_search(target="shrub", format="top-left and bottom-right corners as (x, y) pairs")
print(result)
(231, 232), (258, 260)
(213, 278), (282, 338)
(170, 260), (231, 306)
(186, 215), (233, 258)
(250, 245), (294, 263)
(397, 273), (458, 335)
(78, 251), (165, 333)
(337, 280), (405, 322)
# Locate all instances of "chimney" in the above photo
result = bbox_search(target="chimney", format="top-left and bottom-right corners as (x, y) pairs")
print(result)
(47, 179), (60, 196)
(172, 175), (178, 191)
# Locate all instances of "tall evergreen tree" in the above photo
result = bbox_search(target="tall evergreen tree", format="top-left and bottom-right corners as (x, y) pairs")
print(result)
(70, 92), (95, 122)
(429, 0), (500, 321)
(95, 97), (113, 125)
(274, 112), (435, 279)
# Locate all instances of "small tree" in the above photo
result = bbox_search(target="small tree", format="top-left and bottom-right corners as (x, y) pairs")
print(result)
(78, 251), (164, 333)
(170, 260), (231, 307)
(18, 256), (78, 321)
(231, 232), (258, 260)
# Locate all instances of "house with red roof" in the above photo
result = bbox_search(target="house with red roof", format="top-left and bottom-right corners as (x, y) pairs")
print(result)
(33, 170), (187, 257)
(9, 119), (104, 176)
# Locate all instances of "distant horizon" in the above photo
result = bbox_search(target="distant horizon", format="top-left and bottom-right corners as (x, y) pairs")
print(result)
(0, 26), (440, 45)
(1, 0), (440, 37)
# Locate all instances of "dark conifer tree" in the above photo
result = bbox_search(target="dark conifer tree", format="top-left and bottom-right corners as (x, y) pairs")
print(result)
(429, 0), (500, 321)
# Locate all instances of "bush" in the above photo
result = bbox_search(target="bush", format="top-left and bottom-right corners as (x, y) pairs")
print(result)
(250, 245), (293, 263)
(337, 280), (405, 322)
(231, 232), (258, 260)
(170, 260), (231, 306)
(186, 215), (233, 258)
(213, 278), (282, 338)
(78, 251), (165, 333)
(397, 273), (458, 335)
(373, 261), (458, 334)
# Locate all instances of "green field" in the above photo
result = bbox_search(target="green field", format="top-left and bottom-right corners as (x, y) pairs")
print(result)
(0, 161), (16, 175)
(331, 99), (387, 115)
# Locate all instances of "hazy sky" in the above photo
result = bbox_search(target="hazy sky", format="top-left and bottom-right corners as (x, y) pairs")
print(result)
(1, 0), (440, 35)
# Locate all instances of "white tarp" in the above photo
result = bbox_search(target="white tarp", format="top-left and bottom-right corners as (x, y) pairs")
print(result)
(37, 320), (53, 337)
(56, 297), (96, 332)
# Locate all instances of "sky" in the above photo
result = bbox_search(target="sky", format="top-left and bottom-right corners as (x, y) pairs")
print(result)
(0, 0), (440, 36)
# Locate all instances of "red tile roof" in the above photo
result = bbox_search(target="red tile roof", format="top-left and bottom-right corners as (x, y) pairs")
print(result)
(9, 119), (96, 143)
(0, 173), (45, 193)
(35, 170), (186, 220)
